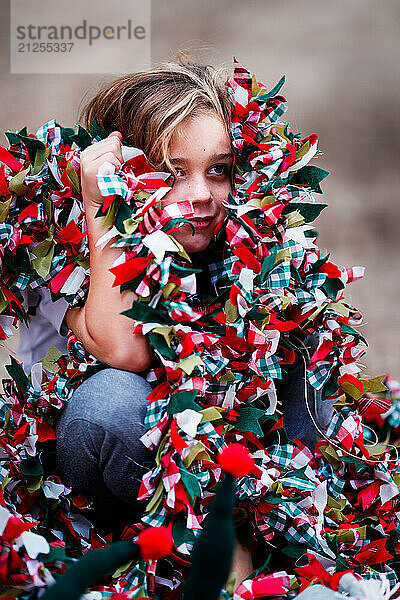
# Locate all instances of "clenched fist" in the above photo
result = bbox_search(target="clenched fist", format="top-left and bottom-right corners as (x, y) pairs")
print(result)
(80, 131), (124, 208)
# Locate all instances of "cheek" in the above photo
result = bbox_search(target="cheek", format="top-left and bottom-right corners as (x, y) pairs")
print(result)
(215, 182), (231, 210)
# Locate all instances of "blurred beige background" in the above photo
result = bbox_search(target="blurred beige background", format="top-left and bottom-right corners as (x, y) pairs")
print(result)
(1, 0), (399, 381)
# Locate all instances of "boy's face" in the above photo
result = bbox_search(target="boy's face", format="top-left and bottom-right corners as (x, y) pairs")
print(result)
(161, 112), (233, 254)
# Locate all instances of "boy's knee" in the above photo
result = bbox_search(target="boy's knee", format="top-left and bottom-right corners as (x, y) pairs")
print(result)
(55, 367), (152, 451)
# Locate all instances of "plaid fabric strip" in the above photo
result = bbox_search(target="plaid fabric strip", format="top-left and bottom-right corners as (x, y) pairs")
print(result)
(268, 102), (287, 123)
(268, 443), (295, 468)
(196, 421), (225, 451)
(11, 272), (31, 291)
(141, 503), (168, 528)
(278, 473), (316, 492)
(0, 223), (13, 244)
(190, 463), (211, 488)
(295, 288), (314, 304)
(285, 523), (320, 550)
(255, 353), (282, 380)
(259, 155), (284, 182)
(35, 119), (62, 153)
(201, 351), (230, 377)
(0, 463), (9, 485)
(304, 272), (328, 291)
(283, 238), (304, 263)
(361, 568), (398, 589)
(327, 469), (346, 498)
(144, 398), (169, 430)
(256, 293), (284, 312)
(96, 172), (128, 199)
(307, 355), (338, 391)
(262, 504), (287, 533)
(265, 261), (291, 289)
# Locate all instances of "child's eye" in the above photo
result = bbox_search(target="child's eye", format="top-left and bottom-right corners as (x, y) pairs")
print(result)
(173, 167), (185, 178)
(209, 164), (229, 176)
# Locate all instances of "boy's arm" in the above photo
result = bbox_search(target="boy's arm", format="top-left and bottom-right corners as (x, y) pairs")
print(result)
(65, 132), (152, 374)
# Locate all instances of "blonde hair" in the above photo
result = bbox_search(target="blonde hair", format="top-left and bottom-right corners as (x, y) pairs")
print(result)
(78, 54), (234, 174)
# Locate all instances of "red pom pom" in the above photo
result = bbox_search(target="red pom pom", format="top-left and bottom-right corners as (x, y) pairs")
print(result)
(218, 444), (254, 478)
(137, 526), (173, 560)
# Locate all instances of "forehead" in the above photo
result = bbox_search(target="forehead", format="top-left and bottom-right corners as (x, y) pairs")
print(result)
(169, 112), (232, 160)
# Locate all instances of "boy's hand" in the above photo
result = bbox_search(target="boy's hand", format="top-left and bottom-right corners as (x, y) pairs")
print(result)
(80, 131), (123, 208)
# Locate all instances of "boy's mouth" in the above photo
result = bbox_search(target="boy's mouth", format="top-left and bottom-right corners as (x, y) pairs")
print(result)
(189, 216), (215, 229)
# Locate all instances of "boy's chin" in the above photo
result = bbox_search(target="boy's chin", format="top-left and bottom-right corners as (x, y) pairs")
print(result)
(175, 232), (213, 255)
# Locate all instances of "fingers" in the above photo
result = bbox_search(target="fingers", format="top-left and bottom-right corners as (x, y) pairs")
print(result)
(82, 130), (124, 165)
(108, 130), (123, 140)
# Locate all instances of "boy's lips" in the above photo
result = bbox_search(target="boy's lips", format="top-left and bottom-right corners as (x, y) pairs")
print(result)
(188, 215), (215, 229)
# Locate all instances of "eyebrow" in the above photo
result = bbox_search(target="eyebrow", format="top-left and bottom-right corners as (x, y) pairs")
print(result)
(169, 152), (233, 164)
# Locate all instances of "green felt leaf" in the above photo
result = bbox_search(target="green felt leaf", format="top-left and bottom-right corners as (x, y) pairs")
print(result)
(179, 464), (202, 504)
(38, 545), (68, 564)
(225, 299), (239, 323)
(336, 556), (350, 572)
(307, 253), (330, 274)
(5, 131), (45, 166)
(8, 168), (31, 196)
(32, 146), (52, 176)
(324, 533), (339, 556)
(114, 201), (133, 233)
(260, 252), (277, 279)
(167, 391), (200, 414)
(245, 305), (269, 321)
(65, 161), (81, 194)
(321, 277), (345, 299)
(0, 289), (8, 313)
(91, 115), (109, 140)
(102, 199), (118, 229)
(32, 237), (55, 278)
(54, 120), (79, 147)
(340, 323), (367, 346)
(290, 166), (329, 194)
(122, 301), (173, 325)
(148, 332), (177, 361)
(32, 233), (54, 259)
(254, 75), (286, 103)
(19, 456), (43, 477)
(32, 250), (54, 279)
(173, 518), (196, 548)
(41, 345), (64, 374)
(322, 366), (341, 401)
(304, 228), (318, 238)
(43, 193), (54, 222)
(0, 198), (11, 223)
(4, 131), (22, 145)
(119, 274), (145, 295)
(281, 543), (309, 559)
(341, 454), (369, 474)
(6, 356), (31, 393)
(290, 263), (303, 284)
(233, 406), (265, 436)
(70, 124), (93, 150)
(284, 202), (328, 223)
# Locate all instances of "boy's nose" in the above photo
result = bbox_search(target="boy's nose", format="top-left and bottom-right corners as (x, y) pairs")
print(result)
(190, 176), (212, 203)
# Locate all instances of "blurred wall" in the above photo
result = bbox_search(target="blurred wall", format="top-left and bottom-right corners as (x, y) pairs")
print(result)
(1, 0), (399, 379)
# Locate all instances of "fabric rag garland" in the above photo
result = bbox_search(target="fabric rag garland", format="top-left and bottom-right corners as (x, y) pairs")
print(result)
(1, 57), (400, 599)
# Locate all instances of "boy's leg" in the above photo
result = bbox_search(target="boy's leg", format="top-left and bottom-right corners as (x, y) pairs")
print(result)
(276, 333), (335, 448)
(55, 368), (153, 524)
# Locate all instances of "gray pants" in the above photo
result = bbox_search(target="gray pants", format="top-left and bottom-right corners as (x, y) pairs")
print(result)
(277, 334), (335, 448)
(55, 368), (153, 527)
(55, 336), (334, 527)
